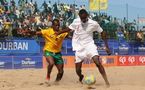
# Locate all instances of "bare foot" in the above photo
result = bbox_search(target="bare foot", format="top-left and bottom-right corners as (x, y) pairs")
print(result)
(79, 75), (84, 83)
(44, 81), (51, 87)
(106, 83), (110, 88)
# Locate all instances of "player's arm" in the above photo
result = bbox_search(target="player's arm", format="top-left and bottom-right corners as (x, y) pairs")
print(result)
(55, 27), (72, 35)
(27, 31), (42, 36)
(101, 31), (111, 55)
(28, 27), (42, 36)
(65, 30), (74, 39)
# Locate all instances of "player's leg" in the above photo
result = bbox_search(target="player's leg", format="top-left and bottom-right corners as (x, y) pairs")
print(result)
(92, 55), (110, 87)
(45, 56), (55, 80)
(75, 61), (84, 82)
(75, 50), (85, 83)
(44, 50), (55, 80)
(55, 63), (64, 82)
(54, 53), (64, 82)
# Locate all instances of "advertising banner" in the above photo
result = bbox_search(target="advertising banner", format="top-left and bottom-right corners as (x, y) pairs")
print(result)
(117, 56), (138, 66)
(100, 56), (117, 66)
(82, 58), (96, 68)
(0, 40), (40, 54)
(136, 56), (145, 65)
(13, 56), (42, 69)
(96, 41), (108, 55)
(118, 46), (129, 55)
(63, 56), (75, 68)
(137, 46), (145, 55)
(43, 56), (75, 68)
(0, 56), (12, 69)
(43, 56), (117, 68)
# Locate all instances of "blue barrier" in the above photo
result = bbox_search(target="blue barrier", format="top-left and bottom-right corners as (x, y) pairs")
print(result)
(0, 56), (13, 69)
(13, 56), (42, 69)
(0, 40), (40, 54)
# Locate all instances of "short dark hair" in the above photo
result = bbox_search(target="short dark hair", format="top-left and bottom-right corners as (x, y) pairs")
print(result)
(52, 19), (59, 25)
(79, 9), (88, 15)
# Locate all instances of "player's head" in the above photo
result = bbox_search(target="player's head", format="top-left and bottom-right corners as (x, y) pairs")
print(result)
(52, 19), (60, 31)
(79, 9), (89, 23)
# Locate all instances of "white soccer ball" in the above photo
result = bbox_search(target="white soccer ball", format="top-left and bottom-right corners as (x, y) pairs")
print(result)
(83, 74), (96, 85)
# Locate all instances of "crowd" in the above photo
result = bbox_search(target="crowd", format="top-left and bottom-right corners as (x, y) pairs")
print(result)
(0, 0), (144, 42)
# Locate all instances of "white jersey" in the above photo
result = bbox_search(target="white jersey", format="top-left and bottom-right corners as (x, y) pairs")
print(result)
(69, 18), (103, 51)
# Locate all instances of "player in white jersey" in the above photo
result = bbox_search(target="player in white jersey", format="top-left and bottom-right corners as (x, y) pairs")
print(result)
(57, 9), (111, 87)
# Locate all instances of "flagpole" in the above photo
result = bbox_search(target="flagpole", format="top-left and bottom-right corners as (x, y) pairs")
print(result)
(74, 0), (76, 4)
(58, 0), (60, 4)
(137, 14), (139, 31)
(99, 0), (100, 16)
(126, 3), (128, 23)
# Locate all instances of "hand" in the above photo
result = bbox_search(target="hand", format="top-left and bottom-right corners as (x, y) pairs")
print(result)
(106, 47), (111, 55)
(54, 32), (59, 36)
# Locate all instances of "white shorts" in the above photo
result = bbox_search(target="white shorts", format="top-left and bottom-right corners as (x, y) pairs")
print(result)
(75, 44), (99, 63)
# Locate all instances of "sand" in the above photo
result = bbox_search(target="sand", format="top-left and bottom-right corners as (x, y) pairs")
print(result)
(0, 66), (145, 90)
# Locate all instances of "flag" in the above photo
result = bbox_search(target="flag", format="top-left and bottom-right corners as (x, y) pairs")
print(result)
(89, 0), (108, 11)
(138, 17), (145, 24)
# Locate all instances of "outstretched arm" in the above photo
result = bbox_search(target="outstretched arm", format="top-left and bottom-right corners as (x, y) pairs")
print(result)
(27, 27), (42, 36)
(29, 31), (42, 35)
(101, 31), (111, 55)
(56, 27), (72, 35)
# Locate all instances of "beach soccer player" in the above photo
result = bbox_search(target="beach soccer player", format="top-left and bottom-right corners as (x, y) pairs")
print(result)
(29, 19), (68, 83)
(57, 9), (111, 87)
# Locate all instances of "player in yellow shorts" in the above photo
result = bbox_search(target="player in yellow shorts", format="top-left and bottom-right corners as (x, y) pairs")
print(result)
(30, 19), (68, 83)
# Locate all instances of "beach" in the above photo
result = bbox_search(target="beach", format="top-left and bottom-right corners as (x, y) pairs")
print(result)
(0, 66), (145, 90)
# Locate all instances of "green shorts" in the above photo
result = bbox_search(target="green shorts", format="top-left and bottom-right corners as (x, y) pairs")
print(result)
(44, 50), (63, 65)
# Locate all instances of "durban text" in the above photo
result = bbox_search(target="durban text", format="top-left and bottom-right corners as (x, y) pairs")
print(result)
(0, 42), (28, 50)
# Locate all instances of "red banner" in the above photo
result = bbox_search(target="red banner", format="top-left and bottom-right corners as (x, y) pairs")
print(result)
(117, 55), (145, 66)
(136, 56), (145, 65)
(117, 56), (138, 66)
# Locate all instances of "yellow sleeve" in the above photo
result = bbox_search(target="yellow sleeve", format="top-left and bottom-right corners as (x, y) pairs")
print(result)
(41, 28), (50, 36)
(63, 32), (69, 38)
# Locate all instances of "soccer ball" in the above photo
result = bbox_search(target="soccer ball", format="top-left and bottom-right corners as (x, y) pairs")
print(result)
(83, 74), (96, 85)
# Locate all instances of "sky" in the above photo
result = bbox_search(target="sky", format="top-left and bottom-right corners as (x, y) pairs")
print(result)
(15, 0), (145, 22)
(108, 0), (145, 22)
